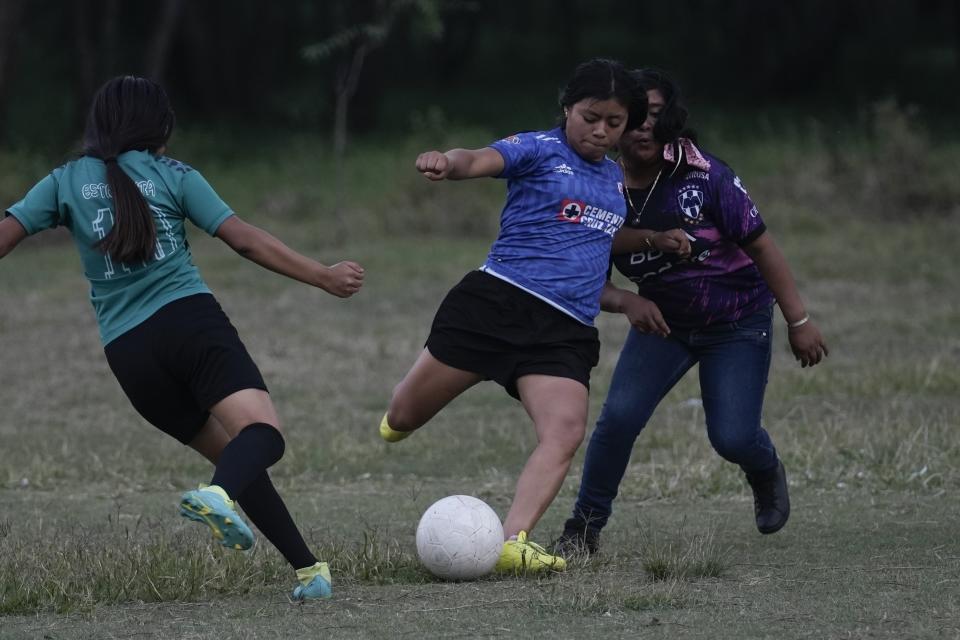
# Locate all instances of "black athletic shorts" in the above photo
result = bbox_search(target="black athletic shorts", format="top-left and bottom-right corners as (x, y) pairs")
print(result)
(426, 270), (600, 400)
(104, 293), (268, 445)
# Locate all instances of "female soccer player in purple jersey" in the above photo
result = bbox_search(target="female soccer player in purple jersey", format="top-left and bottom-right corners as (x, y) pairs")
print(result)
(378, 58), (647, 573)
(1, 76), (365, 600)
(556, 68), (829, 554)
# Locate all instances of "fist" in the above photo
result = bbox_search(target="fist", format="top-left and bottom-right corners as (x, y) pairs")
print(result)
(325, 261), (365, 298)
(416, 151), (451, 180)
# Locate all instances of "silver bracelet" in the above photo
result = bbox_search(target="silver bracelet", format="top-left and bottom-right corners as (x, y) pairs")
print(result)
(787, 314), (810, 329)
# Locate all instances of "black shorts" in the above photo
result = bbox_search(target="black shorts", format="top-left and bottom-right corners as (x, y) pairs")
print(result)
(104, 293), (268, 444)
(426, 270), (600, 400)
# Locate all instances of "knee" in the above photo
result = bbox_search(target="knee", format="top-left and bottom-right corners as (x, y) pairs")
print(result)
(707, 429), (753, 464)
(246, 421), (283, 437)
(592, 402), (644, 445)
(237, 422), (286, 465)
(543, 419), (587, 459)
(245, 419), (283, 439)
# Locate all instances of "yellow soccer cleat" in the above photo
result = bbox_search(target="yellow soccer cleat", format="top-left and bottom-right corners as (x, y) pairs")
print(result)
(494, 530), (567, 574)
(379, 413), (413, 443)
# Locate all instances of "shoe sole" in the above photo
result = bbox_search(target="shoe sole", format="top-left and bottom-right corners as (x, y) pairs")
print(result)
(758, 508), (790, 534)
(179, 494), (254, 550)
(494, 561), (567, 575)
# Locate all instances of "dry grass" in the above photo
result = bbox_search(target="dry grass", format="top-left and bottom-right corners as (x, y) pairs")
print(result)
(1, 129), (959, 636)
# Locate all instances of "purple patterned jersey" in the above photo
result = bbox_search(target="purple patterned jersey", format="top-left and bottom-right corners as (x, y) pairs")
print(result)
(611, 139), (774, 328)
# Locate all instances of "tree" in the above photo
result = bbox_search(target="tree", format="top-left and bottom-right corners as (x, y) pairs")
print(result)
(145, 0), (186, 81)
(0, 0), (26, 143)
(302, 0), (444, 227)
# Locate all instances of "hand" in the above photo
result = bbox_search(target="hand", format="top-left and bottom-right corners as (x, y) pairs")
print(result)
(622, 293), (670, 337)
(322, 261), (365, 297)
(416, 151), (451, 180)
(788, 321), (828, 368)
(652, 229), (691, 258)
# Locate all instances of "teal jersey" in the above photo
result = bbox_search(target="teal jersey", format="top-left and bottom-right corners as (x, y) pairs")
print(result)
(6, 150), (234, 344)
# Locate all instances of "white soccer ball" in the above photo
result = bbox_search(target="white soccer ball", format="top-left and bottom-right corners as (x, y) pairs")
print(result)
(415, 495), (504, 580)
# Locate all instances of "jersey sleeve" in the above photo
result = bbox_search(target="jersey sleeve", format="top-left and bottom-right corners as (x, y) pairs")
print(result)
(488, 133), (543, 179)
(5, 174), (62, 235)
(714, 171), (766, 245)
(180, 170), (234, 235)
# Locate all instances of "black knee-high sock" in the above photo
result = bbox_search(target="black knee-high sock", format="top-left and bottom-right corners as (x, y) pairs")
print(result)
(211, 423), (285, 500)
(239, 472), (318, 570)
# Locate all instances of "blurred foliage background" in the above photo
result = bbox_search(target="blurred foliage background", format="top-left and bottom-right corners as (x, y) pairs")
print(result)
(2, 1), (958, 143)
(1, 0), (958, 237)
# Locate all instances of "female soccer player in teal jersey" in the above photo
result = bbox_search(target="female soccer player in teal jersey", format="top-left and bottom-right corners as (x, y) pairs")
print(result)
(0, 76), (365, 600)
(379, 58), (647, 573)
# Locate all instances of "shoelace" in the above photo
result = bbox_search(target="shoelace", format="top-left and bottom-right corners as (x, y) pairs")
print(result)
(516, 534), (555, 562)
(522, 539), (549, 555)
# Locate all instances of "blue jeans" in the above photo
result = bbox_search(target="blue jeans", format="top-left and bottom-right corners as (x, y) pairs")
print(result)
(572, 305), (779, 531)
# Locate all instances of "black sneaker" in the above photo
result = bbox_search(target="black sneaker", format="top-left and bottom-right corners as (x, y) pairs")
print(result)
(552, 517), (601, 556)
(745, 461), (790, 534)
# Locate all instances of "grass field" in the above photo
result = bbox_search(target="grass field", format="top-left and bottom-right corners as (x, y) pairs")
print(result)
(1, 132), (959, 638)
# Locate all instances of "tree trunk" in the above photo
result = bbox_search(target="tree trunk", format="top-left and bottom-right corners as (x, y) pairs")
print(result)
(73, 0), (98, 106)
(73, 0), (120, 118)
(954, 0), (960, 80)
(331, 40), (368, 234)
(146, 0), (185, 81)
(0, 0), (26, 144)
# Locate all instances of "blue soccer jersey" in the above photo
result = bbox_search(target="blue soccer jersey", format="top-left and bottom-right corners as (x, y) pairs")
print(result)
(483, 128), (626, 325)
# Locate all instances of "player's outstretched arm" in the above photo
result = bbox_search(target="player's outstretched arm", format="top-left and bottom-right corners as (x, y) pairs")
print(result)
(0, 216), (27, 260)
(215, 215), (364, 298)
(416, 148), (504, 181)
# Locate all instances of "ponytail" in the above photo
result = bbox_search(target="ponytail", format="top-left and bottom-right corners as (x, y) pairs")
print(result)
(96, 157), (156, 263)
(83, 76), (175, 265)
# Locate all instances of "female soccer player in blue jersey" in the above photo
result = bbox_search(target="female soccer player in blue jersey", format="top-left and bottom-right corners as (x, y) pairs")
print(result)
(555, 68), (828, 554)
(378, 58), (647, 573)
(0, 76), (365, 600)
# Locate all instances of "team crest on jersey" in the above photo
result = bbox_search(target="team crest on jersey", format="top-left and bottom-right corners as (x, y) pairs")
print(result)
(558, 199), (585, 223)
(502, 134), (522, 144)
(678, 188), (704, 221)
(617, 182), (623, 195)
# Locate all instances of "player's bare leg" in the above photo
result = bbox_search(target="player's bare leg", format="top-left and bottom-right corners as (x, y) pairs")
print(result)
(494, 374), (588, 573)
(381, 348), (482, 441)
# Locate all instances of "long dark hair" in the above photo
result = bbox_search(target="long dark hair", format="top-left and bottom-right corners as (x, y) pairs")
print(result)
(83, 76), (175, 264)
(630, 68), (691, 144)
(559, 58), (647, 131)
